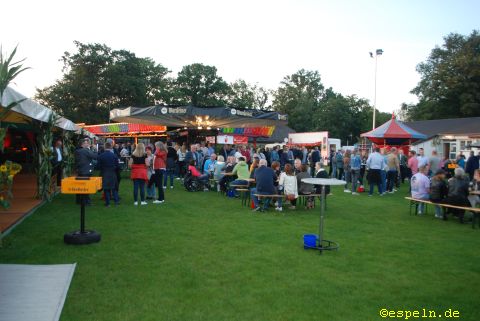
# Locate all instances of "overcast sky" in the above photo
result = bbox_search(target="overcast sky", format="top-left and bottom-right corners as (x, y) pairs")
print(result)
(3, 0), (479, 112)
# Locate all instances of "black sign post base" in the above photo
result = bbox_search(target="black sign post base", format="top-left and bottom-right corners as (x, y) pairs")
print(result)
(64, 195), (101, 245)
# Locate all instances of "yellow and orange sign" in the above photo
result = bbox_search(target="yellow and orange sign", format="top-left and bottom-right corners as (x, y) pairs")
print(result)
(61, 177), (102, 194)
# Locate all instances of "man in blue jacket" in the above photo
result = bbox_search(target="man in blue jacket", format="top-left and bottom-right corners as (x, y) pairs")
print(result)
(251, 159), (276, 212)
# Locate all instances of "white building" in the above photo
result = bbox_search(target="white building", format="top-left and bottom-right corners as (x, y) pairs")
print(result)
(406, 117), (480, 159)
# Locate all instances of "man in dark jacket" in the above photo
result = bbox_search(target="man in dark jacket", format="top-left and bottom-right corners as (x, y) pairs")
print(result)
(311, 147), (320, 176)
(164, 142), (178, 189)
(250, 159), (276, 212)
(429, 169), (448, 219)
(445, 167), (470, 223)
(97, 142), (120, 206)
(74, 138), (97, 204)
(465, 151), (480, 180)
(75, 138), (97, 176)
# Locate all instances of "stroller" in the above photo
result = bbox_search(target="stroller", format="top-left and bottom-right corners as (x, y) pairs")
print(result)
(183, 170), (209, 192)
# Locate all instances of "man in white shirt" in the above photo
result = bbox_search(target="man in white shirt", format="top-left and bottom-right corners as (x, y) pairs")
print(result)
(417, 148), (429, 168)
(52, 139), (63, 187)
(366, 147), (385, 196)
(411, 165), (430, 214)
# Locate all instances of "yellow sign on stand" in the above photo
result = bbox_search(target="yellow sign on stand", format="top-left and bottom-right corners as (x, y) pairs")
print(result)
(61, 177), (102, 194)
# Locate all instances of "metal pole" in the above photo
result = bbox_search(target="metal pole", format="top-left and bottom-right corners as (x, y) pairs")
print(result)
(80, 195), (85, 233)
(319, 184), (326, 249)
(373, 54), (378, 130)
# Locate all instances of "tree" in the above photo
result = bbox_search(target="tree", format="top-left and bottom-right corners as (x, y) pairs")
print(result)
(406, 30), (480, 120)
(172, 63), (230, 106)
(273, 69), (325, 131)
(36, 41), (170, 124)
(227, 79), (270, 110)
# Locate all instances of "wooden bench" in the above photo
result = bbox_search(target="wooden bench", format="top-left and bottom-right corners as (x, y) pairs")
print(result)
(253, 194), (327, 210)
(405, 197), (480, 228)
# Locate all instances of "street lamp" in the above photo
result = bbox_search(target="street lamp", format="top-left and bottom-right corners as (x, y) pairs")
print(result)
(369, 49), (383, 129)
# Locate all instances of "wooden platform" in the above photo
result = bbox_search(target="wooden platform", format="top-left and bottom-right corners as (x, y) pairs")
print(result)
(0, 174), (44, 235)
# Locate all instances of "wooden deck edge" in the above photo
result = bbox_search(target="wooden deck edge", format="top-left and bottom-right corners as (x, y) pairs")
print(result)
(0, 198), (48, 239)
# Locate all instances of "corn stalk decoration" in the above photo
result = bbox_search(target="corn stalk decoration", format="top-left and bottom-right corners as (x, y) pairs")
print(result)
(31, 113), (58, 201)
(0, 46), (30, 152)
(62, 130), (76, 177)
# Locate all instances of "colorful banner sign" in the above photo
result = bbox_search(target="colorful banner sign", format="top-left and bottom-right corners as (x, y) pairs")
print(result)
(220, 126), (275, 137)
(217, 135), (248, 145)
(82, 123), (167, 135)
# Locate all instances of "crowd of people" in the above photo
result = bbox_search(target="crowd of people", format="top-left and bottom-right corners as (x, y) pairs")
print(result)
(71, 137), (480, 219)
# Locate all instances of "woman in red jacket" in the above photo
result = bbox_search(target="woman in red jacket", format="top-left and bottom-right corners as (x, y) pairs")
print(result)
(149, 141), (167, 204)
(130, 143), (149, 205)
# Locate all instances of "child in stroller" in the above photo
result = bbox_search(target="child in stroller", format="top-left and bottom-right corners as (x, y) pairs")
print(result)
(184, 160), (210, 192)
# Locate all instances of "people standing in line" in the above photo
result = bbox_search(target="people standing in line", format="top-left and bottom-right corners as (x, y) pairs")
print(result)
(386, 147), (400, 193)
(350, 149), (361, 195)
(278, 163), (298, 210)
(145, 146), (156, 200)
(398, 149), (408, 184)
(74, 138), (98, 205)
(287, 147), (295, 166)
(429, 169), (448, 219)
(271, 146), (280, 165)
(330, 149), (338, 178)
(335, 149), (344, 180)
(301, 147), (308, 165)
(408, 150), (418, 178)
(380, 148), (388, 194)
(177, 144), (187, 179)
(280, 146), (289, 169)
(264, 147), (271, 167)
(359, 150), (368, 187)
(184, 144), (197, 172)
(366, 147), (384, 196)
(130, 143), (148, 206)
(51, 138), (64, 187)
(97, 142), (120, 207)
(150, 141), (167, 204)
(343, 150), (352, 193)
(428, 150), (441, 177)
(164, 142), (177, 189)
(293, 158), (302, 175)
(311, 147), (321, 177)
(456, 152), (466, 169)
(465, 151), (480, 180)
(240, 145), (251, 164)
(410, 165), (430, 215)
(417, 148), (429, 168)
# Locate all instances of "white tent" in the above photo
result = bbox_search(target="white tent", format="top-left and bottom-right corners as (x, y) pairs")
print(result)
(1, 86), (79, 131)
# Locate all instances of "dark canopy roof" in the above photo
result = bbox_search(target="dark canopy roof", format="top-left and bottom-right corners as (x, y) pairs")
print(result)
(110, 105), (288, 128)
(405, 117), (480, 139)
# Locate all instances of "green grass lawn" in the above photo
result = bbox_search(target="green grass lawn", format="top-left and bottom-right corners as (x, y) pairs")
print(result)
(1, 176), (479, 321)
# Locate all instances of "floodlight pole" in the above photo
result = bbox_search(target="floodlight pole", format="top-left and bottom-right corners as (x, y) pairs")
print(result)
(371, 49), (383, 130)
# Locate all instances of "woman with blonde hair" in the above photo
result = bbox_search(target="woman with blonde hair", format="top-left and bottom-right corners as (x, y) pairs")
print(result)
(149, 141), (167, 204)
(130, 142), (148, 205)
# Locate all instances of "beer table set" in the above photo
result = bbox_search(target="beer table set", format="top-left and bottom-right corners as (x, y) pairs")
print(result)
(61, 176), (102, 245)
(301, 178), (346, 254)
